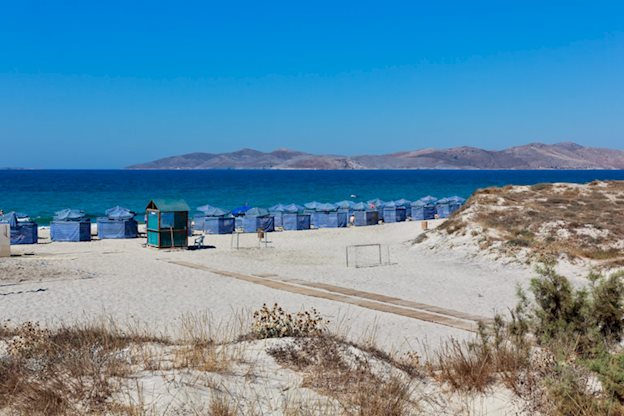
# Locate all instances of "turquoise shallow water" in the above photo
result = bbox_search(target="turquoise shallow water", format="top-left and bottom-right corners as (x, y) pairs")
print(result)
(1, 169), (624, 224)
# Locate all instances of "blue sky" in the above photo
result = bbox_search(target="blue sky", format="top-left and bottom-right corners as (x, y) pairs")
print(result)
(1, 1), (623, 168)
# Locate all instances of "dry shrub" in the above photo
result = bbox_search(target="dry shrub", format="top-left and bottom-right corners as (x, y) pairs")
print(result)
(172, 343), (237, 373)
(0, 320), (165, 415)
(251, 303), (329, 339)
(268, 336), (415, 415)
(430, 319), (530, 394)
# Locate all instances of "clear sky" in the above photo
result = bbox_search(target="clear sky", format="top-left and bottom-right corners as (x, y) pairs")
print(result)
(1, 1), (623, 168)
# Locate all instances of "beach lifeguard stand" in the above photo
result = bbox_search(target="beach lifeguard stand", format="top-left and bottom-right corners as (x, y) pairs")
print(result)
(146, 199), (190, 248)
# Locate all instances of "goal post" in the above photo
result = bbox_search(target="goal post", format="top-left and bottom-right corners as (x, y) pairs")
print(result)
(345, 244), (384, 268)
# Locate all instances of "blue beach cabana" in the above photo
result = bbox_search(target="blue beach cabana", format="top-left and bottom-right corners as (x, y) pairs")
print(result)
(352, 202), (378, 226)
(447, 196), (466, 215)
(50, 209), (91, 242)
(232, 205), (251, 230)
(304, 201), (322, 227)
(382, 201), (407, 223)
(269, 204), (287, 228)
(194, 205), (234, 234)
(410, 198), (437, 221)
(367, 199), (386, 221)
(282, 204), (310, 231)
(435, 198), (452, 218)
(242, 207), (275, 233)
(314, 203), (348, 228)
(97, 206), (138, 239)
(0, 212), (38, 244)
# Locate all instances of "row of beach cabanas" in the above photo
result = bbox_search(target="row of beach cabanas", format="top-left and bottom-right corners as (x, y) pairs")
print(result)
(0, 196), (466, 245)
(192, 195), (466, 235)
(0, 206), (138, 244)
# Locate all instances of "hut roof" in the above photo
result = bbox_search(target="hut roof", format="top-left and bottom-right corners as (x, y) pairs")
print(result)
(54, 208), (87, 221)
(245, 207), (269, 217)
(105, 206), (135, 220)
(146, 199), (190, 212)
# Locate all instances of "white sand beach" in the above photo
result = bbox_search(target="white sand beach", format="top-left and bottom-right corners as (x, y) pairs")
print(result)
(0, 220), (540, 354)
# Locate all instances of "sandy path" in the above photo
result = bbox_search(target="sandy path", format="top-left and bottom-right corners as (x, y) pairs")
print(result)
(167, 259), (482, 332)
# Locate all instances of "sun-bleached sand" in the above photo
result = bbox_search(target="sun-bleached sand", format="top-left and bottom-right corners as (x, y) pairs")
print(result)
(0, 220), (539, 354)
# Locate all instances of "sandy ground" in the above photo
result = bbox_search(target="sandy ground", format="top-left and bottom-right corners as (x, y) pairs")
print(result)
(0, 220), (539, 355)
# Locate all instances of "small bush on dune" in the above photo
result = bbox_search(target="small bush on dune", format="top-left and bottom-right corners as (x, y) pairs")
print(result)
(251, 303), (329, 339)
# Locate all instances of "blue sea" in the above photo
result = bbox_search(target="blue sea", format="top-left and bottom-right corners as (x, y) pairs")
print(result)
(1, 170), (624, 224)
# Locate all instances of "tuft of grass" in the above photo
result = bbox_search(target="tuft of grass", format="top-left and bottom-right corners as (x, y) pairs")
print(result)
(268, 335), (417, 415)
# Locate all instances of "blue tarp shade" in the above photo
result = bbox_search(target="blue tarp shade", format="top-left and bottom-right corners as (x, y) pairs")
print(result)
(197, 205), (230, 217)
(282, 213), (311, 231)
(304, 201), (322, 210)
(51, 220), (91, 242)
(193, 205), (233, 234)
(353, 210), (378, 226)
(51, 208), (91, 242)
(54, 208), (87, 221)
(335, 200), (355, 210)
(447, 196), (466, 215)
(419, 196), (438, 205)
(0, 212), (38, 244)
(97, 218), (138, 239)
(394, 198), (412, 208)
(97, 206), (138, 239)
(269, 204), (287, 228)
(242, 216), (275, 233)
(382, 202), (407, 223)
(283, 203), (304, 213)
(436, 198), (451, 218)
(367, 199), (386, 221)
(105, 206), (135, 220)
(410, 200), (436, 220)
(316, 212), (338, 228)
(352, 202), (368, 211)
(201, 217), (235, 234)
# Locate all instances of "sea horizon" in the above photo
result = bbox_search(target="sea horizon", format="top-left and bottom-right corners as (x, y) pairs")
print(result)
(2, 169), (624, 225)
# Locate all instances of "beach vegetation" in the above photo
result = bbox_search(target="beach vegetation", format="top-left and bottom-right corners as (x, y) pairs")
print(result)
(250, 303), (329, 339)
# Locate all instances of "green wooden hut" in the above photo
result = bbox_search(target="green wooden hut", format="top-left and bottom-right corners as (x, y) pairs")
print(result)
(146, 199), (190, 248)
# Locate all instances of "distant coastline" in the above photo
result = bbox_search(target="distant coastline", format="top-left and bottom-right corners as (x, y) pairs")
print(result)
(127, 142), (624, 170)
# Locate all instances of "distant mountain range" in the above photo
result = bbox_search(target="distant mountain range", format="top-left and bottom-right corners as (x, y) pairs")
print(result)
(127, 142), (624, 170)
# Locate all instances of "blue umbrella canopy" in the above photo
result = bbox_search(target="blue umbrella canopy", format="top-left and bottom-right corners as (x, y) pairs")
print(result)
(419, 195), (438, 204)
(105, 206), (135, 220)
(315, 203), (337, 212)
(352, 202), (369, 211)
(199, 206), (229, 217)
(245, 207), (269, 217)
(197, 204), (216, 213)
(448, 196), (466, 203)
(335, 200), (356, 209)
(54, 208), (86, 221)
(394, 198), (412, 207)
(269, 203), (287, 212)
(283, 203), (304, 213)
(0, 211), (22, 227)
(304, 201), (321, 210)
(231, 205), (251, 216)
(366, 199), (385, 208)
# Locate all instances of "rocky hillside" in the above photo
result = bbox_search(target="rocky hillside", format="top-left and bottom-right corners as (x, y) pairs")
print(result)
(127, 142), (624, 170)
